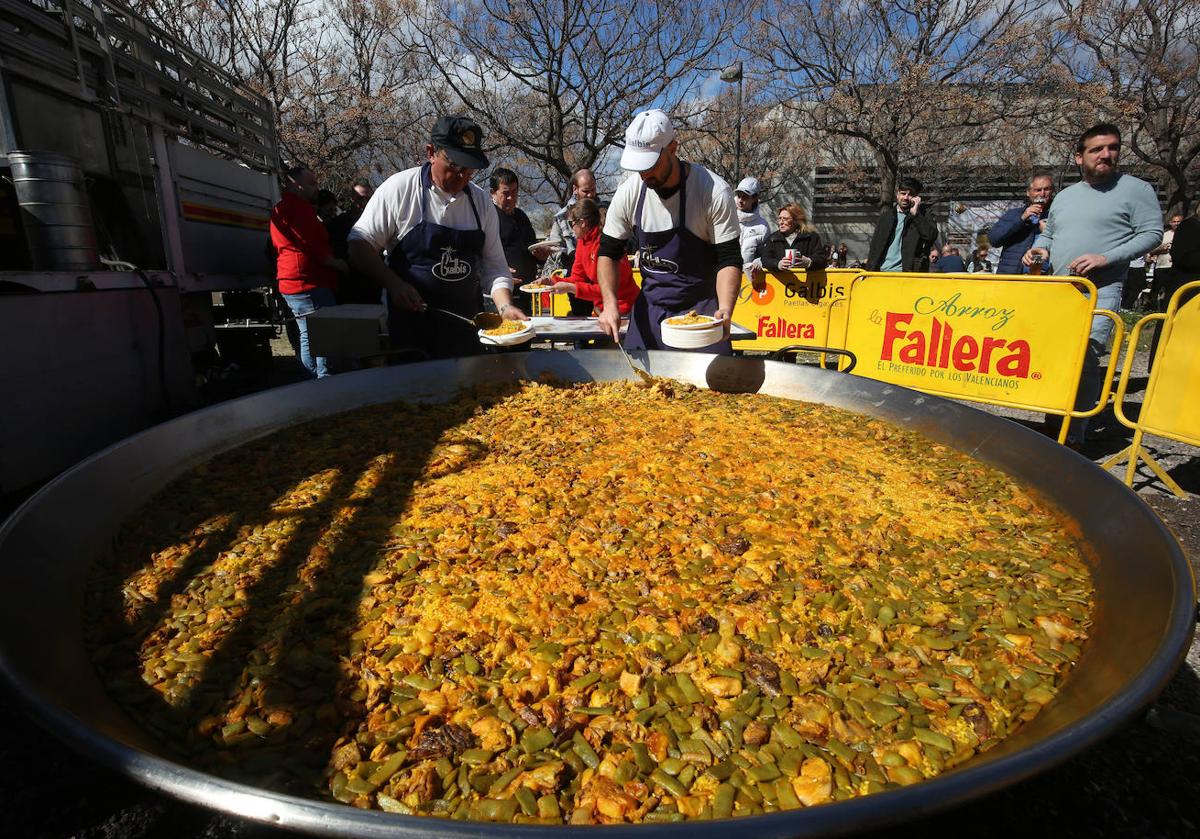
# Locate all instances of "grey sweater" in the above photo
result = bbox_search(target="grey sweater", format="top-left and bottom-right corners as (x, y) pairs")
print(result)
(1033, 173), (1162, 287)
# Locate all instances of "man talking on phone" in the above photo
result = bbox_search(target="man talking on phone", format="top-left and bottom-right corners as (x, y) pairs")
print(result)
(866, 177), (939, 273)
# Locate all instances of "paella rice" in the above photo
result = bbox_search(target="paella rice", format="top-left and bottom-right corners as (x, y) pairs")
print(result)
(483, 321), (531, 336)
(664, 311), (717, 327)
(86, 380), (1093, 824)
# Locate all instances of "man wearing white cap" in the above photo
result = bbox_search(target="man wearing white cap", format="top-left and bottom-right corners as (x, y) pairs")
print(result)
(596, 109), (742, 353)
(735, 176), (770, 288)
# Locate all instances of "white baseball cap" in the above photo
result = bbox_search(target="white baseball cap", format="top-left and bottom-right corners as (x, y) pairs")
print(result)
(620, 109), (676, 171)
(735, 177), (761, 196)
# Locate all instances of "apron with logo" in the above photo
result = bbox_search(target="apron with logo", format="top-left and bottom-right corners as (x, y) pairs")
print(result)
(387, 164), (486, 359)
(626, 169), (731, 355)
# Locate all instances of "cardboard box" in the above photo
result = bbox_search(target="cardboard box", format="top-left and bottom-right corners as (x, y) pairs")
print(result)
(305, 304), (386, 358)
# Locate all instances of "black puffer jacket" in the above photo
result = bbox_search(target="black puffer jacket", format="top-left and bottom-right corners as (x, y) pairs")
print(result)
(760, 230), (828, 271)
(1172, 215), (1200, 274)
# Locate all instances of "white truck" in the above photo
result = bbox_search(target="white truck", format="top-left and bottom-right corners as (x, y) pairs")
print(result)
(0, 0), (281, 495)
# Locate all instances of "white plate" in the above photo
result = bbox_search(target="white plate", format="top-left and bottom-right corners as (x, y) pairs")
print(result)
(662, 314), (720, 331)
(520, 283), (559, 293)
(478, 323), (535, 346)
(529, 240), (563, 254)
(661, 320), (724, 349)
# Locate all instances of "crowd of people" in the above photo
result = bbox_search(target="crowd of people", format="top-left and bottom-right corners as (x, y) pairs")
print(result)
(269, 114), (1197, 445)
(270, 109), (747, 373)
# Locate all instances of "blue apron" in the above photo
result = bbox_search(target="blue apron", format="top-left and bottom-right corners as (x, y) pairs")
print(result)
(387, 164), (486, 359)
(626, 166), (731, 355)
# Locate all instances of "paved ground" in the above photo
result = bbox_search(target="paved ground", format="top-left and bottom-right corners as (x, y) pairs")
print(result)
(1, 342), (1196, 838)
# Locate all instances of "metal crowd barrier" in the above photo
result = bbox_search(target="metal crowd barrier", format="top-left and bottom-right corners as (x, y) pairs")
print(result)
(604, 267), (1140, 449)
(728, 269), (1139, 445)
(1103, 280), (1200, 496)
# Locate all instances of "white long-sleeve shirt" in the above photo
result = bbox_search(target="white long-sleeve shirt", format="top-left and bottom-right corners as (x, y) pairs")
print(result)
(348, 166), (513, 294)
(738, 208), (770, 269)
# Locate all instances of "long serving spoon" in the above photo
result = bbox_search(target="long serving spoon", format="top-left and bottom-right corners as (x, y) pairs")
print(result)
(615, 338), (656, 385)
(425, 306), (504, 330)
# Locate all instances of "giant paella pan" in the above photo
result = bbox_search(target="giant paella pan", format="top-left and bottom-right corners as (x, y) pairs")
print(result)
(0, 351), (1193, 837)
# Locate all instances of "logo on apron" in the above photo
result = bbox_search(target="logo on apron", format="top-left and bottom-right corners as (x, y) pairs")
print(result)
(432, 246), (473, 282)
(639, 247), (680, 274)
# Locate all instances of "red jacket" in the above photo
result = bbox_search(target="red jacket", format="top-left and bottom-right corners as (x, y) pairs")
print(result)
(270, 191), (336, 294)
(568, 226), (639, 314)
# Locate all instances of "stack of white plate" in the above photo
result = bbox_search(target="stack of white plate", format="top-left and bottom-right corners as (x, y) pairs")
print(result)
(660, 314), (724, 349)
(478, 322), (535, 346)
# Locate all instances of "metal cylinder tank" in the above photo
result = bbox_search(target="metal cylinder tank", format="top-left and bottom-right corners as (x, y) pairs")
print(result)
(7, 150), (99, 271)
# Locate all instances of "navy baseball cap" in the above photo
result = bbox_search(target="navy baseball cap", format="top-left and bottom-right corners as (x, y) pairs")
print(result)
(431, 115), (489, 169)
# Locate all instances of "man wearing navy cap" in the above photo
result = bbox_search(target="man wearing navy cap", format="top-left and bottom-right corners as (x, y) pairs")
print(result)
(596, 109), (742, 353)
(348, 115), (526, 358)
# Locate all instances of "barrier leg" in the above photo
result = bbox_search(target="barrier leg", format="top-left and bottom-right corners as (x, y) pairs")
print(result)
(1100, 430), (1188, 498)
(1099, 443), (1134, 476)
(1137, 449), (1187, 499)
(1125, 429), (1145, 487)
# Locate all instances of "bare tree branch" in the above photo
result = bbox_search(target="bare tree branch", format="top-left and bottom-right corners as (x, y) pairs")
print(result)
(1056, 0), (1200, 213)
(406, 0), (754, 206)
(748, 0), (1061, 205)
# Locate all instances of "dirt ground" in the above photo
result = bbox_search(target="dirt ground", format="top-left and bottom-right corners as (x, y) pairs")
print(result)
(0, 343), (1196, 838)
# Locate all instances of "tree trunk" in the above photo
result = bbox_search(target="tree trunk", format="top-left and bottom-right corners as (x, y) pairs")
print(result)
(876, 150), (897, 207)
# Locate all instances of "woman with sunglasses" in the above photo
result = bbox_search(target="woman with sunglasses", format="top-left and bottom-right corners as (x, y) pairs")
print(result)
(548, 199), (640, 316)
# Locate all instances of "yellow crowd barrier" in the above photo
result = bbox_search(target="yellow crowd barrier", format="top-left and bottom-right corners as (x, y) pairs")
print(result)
(729, 268), (857, 353)
(626, 268), (854, 354)
(580, 267), (1131, 448)
(834, 273), (1124, 442)
(1103, 280), (1200, 497)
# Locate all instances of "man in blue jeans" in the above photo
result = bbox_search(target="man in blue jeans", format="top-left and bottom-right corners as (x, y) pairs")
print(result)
(1024, 123), (1162, 444)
